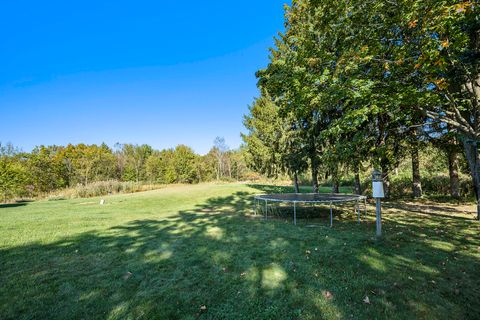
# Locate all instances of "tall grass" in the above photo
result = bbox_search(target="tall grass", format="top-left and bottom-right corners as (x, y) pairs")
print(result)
(46, 180), (164, 200)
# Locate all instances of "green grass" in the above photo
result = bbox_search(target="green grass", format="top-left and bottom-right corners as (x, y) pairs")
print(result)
(1, 183), (479, 319)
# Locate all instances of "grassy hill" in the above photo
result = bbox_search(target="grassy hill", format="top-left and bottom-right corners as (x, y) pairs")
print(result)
(0, 183), (479, 319)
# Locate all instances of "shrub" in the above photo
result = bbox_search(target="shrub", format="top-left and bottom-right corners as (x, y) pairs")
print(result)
(47, 195), (67, 201)
(366, 174), (474, 198)
(420, 174), (473, 197)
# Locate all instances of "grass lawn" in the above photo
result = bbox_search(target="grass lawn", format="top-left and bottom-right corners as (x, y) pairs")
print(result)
(1, 183), (479, 319)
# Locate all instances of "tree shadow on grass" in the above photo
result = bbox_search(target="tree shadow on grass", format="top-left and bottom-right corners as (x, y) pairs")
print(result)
(1, 191), (479, 319)
(0, 202), (28, 209)
(383, 200), (476, 221)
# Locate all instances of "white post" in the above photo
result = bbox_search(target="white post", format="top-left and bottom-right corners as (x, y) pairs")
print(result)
(372, 169), (384, 237)
(376, 198), (382, 237)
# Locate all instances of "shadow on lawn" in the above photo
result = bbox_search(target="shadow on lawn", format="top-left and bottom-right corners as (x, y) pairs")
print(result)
(1, 189), (480, 319)
(0, 200), (33, 208)
(383, 201), (476, 220)
(0, 203), (27, 209)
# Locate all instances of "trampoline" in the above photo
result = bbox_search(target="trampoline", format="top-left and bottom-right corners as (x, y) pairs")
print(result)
(253, 193), (367, 226)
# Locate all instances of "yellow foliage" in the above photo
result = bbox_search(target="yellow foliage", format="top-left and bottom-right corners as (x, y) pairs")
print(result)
(434, 78), (448, 90)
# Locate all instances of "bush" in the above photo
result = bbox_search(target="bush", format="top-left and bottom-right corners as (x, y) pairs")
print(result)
(367, 174), (474, 198)
(242, 171), (262, 181)
(420, 174), (473, 197)
(47, 195), (67, 201)
(388, 176), (414, 197)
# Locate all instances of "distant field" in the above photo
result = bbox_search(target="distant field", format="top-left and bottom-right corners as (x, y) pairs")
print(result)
(0, 183), (479, 319)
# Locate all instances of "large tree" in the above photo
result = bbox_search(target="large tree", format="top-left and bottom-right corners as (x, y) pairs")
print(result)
(242, 95), (284, 178)
(403, 1), (480, 217)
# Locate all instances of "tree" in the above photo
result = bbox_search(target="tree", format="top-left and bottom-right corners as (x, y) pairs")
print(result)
(27, 145), (67, 193)
(61, 144), (117, 185)
(212, 137), (230, 180)
(250, 0), (478, 203)
(0, 144), (27, 202)
(146, 151), (166, 183)
(242, 96), (284, 178)
(162, 149), (177, 184)
(229, 148), (249, 181)
(403, 1), (480, 217)
(171, 145), (198, 183)
(121, 144), (153, 183)
(279, 119), (308, 193)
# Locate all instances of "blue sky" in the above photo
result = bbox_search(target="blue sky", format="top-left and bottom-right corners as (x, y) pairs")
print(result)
(0, 1), (286, 154)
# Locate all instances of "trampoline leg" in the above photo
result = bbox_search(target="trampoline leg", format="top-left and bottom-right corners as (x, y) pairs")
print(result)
(265, 200), (268, 220)
(330, 202), (333, 227)
(293, 201), (296, 225)
(356, 201), (360, 223)
(364, 198), (367, 219)
(254, 199), (257, 215)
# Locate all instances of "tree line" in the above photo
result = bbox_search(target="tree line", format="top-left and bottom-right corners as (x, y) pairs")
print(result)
(0, 139), (249, 201)
(242, 0), (480, 218)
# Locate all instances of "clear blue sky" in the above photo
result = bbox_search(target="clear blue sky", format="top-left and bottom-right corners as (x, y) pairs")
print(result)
(0, 1), (286, 154)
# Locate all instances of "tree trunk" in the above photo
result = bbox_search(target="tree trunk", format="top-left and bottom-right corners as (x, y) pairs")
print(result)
(332, 181), (339, 193)
(380, 156), (391, 198)
(331, 164), (339, 193)
(309, 136), (319, 193)
(311, 158), (319, 193)
(354, 166), (362, 195)
(227, 160), (232, 178)
(411, 146), (422, 198)
(382, 170), (390, 198)
(219, 157), (224, 179)
(462, 139), (480, 220)
(447, 149), (460, 198)
(293, 171), (299, 193)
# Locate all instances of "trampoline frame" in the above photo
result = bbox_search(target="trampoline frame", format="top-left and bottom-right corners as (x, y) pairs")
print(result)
(253, 193), (367, 226)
